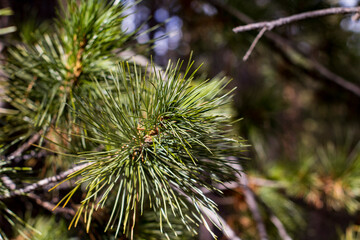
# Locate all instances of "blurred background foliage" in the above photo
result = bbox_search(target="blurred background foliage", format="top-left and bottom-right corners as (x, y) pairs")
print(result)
(0, 0), (359, 239)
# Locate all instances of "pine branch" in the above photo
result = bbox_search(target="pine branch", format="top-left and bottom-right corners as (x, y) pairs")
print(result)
(4, 0), (139, 133)
(46, 60), (244, 239)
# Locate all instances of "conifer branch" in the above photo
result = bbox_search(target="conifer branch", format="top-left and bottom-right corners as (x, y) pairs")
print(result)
(46, 60), (244, 239)
(1, 1), (248, 239)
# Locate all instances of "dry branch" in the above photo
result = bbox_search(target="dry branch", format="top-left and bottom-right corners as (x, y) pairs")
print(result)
(0, 162), (92, 199)
(243, 27), (267, 61)
(207, 0), (360, 97)
(234, 6), (360, 61)
(269, 214), (292, 240)
(233, 7), (360, 33)
(233, 163), (269, 240)
(8, 130), (43, 159)
(200, 205), (242, 240)
(1, 175), (16, 190)
(202, 179), (292, 240)
(2, 150), (50, 164)
(27, 192), (75, 215)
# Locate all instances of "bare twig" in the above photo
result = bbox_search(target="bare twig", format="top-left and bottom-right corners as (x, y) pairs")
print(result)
(251, 192), (293, 240)
(201, 177), (283, 195)
(2, 150), (50, 164)
(233, 7), (360, 33)
(234, 6), (360, 61)
(1, 175), (16, 190)
(200, 204), (242, 240)
(308, 59), (360, 96)
(202, 179), (292, 240)
(202, 178), (291, 239)
(174, 185), (242, 240)
(232, 162), (268, 240)
(269, 214), (292, 240)
(0, 162), (92, 199)
(243, 27), (267, 61)
(27, 192), (75, 215)
(206, 0), (360, 96)
(0, 150), (51, 193)
(8, 130), (43, 159)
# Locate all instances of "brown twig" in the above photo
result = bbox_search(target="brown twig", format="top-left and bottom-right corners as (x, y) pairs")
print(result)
(2, 150), (50, 164)
(206, 0), (360, 96)
(173, 185), (242, 240)
(0, 162), (92, 199)
(2, 135), (39, 190)
(200, 204), (242, 240)
(202, 177), (291, 240)
(269, 214), (292, 240)
(202, 179), (292, 240)
(232, 162), (269, 240)
(251, 192), (293, 240)
(1, 175), (16, 190)
(234, 6), (360, 61)
(8, 130), (43, 159)
(233, 7), (360, 33)
(243, 27), (267, 61)
(27, 192), (75, 215)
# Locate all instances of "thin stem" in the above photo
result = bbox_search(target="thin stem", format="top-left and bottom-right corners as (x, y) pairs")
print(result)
(207, 0), (360, 96)
(1, 176), (16, 190)
(200, 205), (242, 240)
(243, 27), (267, 61)
(174, 185), (242, 240)
(253, 194), (292, 240)
(8, 130), (43, 159)
(27, 193), (75, 215)
(234, 163), (268, 240)
(0, 162), (92, 199)
(2, 150), (50, 164)
(269, 215), (292, 240)
(233, 7), (360, 33)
